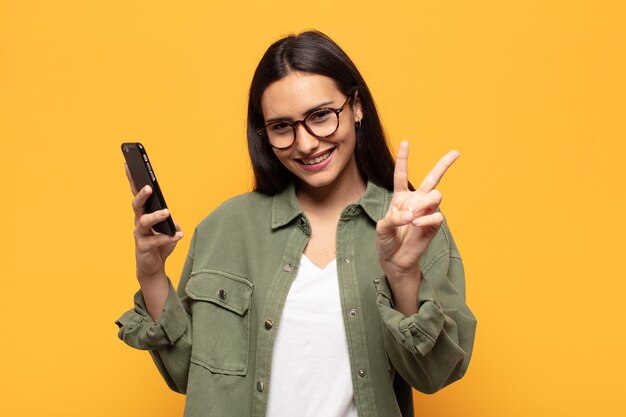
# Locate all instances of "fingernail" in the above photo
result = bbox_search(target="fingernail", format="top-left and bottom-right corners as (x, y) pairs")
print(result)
(161, 209), (169, 217)
(412, 218), (422, 226)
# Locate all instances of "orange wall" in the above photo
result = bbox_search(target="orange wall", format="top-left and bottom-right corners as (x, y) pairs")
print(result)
(1, 1), (625, 416)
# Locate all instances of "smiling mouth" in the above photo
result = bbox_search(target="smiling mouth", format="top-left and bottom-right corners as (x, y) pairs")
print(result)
(299, 148), (334, 165)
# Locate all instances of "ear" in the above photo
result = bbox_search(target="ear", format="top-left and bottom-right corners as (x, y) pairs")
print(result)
(352, 91), (363, 122)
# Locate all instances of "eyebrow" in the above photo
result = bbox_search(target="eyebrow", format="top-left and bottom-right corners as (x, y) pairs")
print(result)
(264, 100), (336, 123)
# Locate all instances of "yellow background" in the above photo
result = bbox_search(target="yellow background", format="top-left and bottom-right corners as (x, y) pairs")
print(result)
(1, 0), (625, 416)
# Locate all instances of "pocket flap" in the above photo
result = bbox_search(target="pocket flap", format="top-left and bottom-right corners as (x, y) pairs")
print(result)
(185, 270), (253, 316)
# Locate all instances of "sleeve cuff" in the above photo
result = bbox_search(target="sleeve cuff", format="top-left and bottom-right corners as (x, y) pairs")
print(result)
(374, 274), (445, 356)
(115, 278), (188, 349)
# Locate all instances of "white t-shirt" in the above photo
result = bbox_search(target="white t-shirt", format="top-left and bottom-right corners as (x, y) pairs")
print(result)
(265, 254), (358, 417)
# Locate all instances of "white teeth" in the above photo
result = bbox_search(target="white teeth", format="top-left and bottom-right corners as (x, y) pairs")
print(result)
(302, 150), (332, 165)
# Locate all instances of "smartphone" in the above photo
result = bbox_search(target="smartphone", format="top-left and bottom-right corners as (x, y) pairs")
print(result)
(121, 142), (176, 236)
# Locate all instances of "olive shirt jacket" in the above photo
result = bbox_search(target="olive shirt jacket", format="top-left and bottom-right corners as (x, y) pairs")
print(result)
(115, 180), (477, 417)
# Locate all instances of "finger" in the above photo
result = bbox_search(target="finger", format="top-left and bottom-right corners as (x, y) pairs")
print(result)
(376, 209), (413, 238)
(393, 141), (410, 192)
(412, 211), (444, 227)
(136, 208), (169, 235)
(406, 189), (442, 214)
(136, 231), (183, 253)
(131, 185), (153, 219)
(124, 163), (139, 196)
(416, 150), (460, 194)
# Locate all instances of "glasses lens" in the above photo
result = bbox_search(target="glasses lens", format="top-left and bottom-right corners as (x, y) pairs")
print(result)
(266, 122), (294, 149)
(305, 109), (339, 137)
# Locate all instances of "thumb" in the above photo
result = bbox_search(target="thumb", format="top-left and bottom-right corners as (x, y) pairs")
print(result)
(376, 209), (412, 239)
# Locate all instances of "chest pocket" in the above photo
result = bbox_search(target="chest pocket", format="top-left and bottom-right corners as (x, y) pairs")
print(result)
(185, 270), (253, 376)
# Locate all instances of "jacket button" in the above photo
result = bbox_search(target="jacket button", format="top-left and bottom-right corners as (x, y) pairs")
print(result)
(264, 320), (273, 330)
(358, 369), (366, 377)
(217, 289), (227, 300)
(257, 381), (265, 392)
(349, 308), (357, 317)
(282, 263), (293, 272)
(344, 257), (350, 264)
(350, 206), (357, 213)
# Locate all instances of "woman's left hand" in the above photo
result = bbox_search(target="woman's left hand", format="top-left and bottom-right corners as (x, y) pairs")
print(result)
(376, 141), (460, 293)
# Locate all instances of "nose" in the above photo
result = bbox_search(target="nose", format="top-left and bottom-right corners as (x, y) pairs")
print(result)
(294, 122), (319, 154)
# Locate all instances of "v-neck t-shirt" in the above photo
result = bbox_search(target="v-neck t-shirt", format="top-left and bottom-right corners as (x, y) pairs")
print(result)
(266, 254), (357, 417)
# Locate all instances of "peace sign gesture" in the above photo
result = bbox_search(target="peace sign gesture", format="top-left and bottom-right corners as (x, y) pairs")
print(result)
(376, 141), (460, 296)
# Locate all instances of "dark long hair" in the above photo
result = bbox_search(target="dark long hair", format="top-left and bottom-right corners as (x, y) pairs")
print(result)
(247, 30), (396, 195)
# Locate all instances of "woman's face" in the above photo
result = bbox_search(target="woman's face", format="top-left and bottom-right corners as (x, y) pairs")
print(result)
(260, 72), (363, 193)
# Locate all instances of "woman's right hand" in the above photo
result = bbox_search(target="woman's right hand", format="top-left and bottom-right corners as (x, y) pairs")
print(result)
(125, 164), (184, 282)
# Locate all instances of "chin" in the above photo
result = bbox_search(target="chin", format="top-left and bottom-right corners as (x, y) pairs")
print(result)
(296, 174), (337, 189)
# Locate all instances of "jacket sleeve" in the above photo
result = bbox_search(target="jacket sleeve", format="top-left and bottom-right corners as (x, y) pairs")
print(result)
(114, 230), (197, 394)
(374, 217), (477, 394)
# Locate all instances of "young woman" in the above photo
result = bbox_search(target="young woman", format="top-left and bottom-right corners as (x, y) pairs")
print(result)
(116, 31), (476, 417)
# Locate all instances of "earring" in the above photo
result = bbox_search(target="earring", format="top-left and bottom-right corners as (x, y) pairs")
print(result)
(355, 119), (362, 128)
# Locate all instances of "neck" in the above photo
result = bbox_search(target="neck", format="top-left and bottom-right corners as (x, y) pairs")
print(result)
(296, 160), (367, 214)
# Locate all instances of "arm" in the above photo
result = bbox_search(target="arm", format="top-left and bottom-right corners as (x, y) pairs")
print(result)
(375, 219), (476, 393)
(375, 142), (476, 393)
(115, 230), (197, 393)
(114, 166), (195, 393)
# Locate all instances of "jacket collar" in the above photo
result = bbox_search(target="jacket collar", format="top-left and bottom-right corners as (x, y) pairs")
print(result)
(271, 180), (392, 230)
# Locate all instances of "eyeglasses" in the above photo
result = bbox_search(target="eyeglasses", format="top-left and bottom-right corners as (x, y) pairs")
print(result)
(257, 95), (353, 150)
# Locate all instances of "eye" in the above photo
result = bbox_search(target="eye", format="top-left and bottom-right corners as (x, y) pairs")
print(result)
(307, 109), (334, 124)
(268, 122), (292, 134)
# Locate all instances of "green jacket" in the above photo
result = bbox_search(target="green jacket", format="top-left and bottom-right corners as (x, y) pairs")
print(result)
(115, 181), (477, 417)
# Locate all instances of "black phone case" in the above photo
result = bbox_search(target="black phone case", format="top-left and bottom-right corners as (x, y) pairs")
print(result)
(121, 142), (176, 236)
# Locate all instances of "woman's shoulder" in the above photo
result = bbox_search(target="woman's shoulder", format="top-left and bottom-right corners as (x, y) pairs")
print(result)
(215, 190), (273, 213)
(195, 191), (274, 234)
